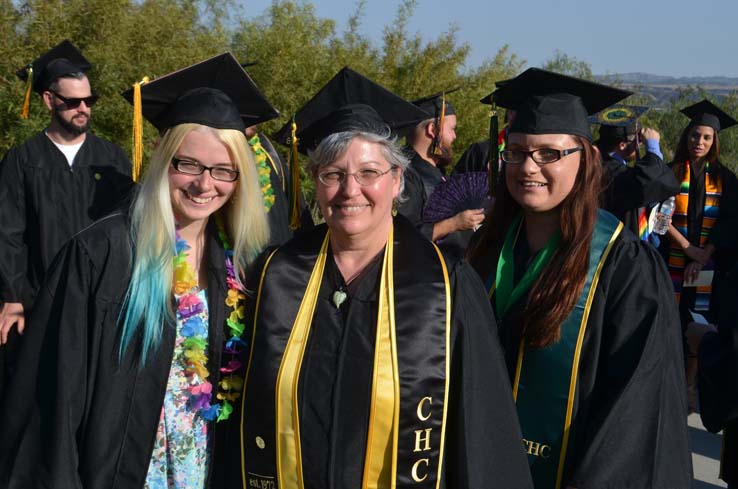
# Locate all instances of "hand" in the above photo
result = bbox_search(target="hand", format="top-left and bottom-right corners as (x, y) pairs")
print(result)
(683, 244), (711, 265)
(683, 261), (703, 285)
(640, 127), (660, 142)
(0, 302), (25, 345)
(453, 209), (485, 232)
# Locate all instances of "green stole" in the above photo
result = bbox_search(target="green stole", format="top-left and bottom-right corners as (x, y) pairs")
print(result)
(489, 210), (622, 489)
(240, 218), (452, 489)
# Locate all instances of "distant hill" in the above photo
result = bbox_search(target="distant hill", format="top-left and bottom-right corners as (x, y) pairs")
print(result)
(595, 73), (738, 106)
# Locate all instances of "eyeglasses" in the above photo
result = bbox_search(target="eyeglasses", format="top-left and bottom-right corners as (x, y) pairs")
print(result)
(317, 167), (394, 187)
(500, 147), (583, 165)
(49, 90), (99, 109)
(171, 158), (240, 182)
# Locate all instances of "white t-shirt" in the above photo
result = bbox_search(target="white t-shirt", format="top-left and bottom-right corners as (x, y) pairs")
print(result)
(47, 132), (84, 167)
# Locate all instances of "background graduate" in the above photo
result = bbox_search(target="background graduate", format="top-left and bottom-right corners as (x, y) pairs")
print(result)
(0, 53), (271, 488)
(661, 100), (738, 326)
(0, 41), (132, 399)
(241, 67), (533, 489)
(591, 104), (679, 241)
(468, 68), (692, 489)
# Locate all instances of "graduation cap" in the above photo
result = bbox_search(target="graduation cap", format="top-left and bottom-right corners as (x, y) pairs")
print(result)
(272, 66), (428, 154)
(680, 99), (738, 132)
(480, 78), (511, 105)
(16, 40), (92, 119)
(492, 68), (632, 140)
(590, 104), (649, 142)
(412, 88), (459, 118)
(121, 52), (278, 133)
(272, 66), (427, 229)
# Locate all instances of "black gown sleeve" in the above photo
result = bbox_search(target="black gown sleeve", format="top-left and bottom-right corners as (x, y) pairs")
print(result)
(0, 149), (31, 305)
(397, 165), (426, 229)
(443, 261), (533, 489)
(602, 151), (679, 214)
(452, 141), (490, 175)
(568, 237), (692, 488)
(0, 236), (96, 488)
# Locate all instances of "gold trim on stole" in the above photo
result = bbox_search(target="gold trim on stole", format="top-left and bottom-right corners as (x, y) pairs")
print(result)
(554, 221), (622, 489)
(431, 243), (452, 489)
(276, 234), (331, 488)
(362, 226), (398, 489)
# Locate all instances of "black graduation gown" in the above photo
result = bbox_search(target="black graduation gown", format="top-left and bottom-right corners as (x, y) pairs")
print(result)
(397, 149), (472, 257)
(601, 151), (680, 236)
(0, 131), (133, 308)
(699, 265), (738, 485)
(659, 162), (738, 323)
(452, 140), (490, 175)
(242, 218), (533, 489)
(0, 213), (242, 488)
(258, 132), (293, 247)
(476, 227), (692, 488)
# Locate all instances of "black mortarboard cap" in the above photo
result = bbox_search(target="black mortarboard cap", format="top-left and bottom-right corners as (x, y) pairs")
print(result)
(121, 52), (278, 133)
(590, 104), (649, 140)
(17, 40), (92, 93)
(680, 99), (737, 132)
(491, 68), (632, 140)
(273, 67), (428, 154)
(412, 88), (459, 118)
(480, 78), (511, 105)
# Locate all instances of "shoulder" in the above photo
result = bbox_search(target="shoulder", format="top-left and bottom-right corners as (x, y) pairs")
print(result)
(1, 131), (50, 162)
(84, 133), (129, 158)
(69, 212), (132, 265)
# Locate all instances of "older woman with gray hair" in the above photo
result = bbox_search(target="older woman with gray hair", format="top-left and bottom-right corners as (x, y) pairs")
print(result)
(238, 68), (532, 489)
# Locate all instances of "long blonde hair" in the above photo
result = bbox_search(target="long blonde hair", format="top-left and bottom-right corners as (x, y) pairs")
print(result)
(120, 123), (270, 362)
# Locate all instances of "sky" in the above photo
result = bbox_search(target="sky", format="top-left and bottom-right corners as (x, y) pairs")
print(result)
(238, 0), (738, 78)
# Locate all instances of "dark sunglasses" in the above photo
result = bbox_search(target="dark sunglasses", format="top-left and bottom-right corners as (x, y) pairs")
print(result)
(49, 90), (99, 109)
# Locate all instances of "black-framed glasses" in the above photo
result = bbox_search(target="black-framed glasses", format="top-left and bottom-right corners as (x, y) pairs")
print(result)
(49, 90), (99, 109)
(317, 167), (394, 187)
(171, 158), (240, 182)
(500, 147), (583, 165)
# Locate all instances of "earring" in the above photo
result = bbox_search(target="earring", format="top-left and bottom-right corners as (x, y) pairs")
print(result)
(392, 200), (398, 217)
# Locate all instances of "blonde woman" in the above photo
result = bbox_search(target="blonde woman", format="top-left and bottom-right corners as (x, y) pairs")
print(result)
(0, 55), (271, 488)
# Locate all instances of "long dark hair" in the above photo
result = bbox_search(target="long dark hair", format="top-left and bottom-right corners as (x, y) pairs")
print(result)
(468, 135), (602, 348)
(672, 124), (722, 180)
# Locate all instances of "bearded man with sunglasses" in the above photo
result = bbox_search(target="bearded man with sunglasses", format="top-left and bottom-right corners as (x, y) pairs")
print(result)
(0, 41), (132, 392)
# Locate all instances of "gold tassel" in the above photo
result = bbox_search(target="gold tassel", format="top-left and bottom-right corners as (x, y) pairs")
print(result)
(288, 119), (301, 229)
(131, 76), (149, 182)
(433, 92), (447, 156)
(20, 66), (33, 119)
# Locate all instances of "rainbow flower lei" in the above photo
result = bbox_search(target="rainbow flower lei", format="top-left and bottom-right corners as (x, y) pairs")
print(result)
(248, 134), (276, 212)
(173, 218), (247, 422)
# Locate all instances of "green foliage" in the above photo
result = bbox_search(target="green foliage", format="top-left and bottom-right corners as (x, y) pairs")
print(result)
(1, 0), (736, 186)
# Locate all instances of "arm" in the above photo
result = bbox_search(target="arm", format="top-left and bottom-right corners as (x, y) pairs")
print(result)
(569, 240), (692, 488)
(0, 149), (29, 341)
(431, 209), (485, 241)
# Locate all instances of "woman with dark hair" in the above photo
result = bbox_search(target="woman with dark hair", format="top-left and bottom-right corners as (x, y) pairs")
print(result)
(663, 99), (738, 324)
(467, 68), (691, 489)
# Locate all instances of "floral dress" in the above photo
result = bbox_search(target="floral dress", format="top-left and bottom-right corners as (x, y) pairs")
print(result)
(145, 288), (210, 488)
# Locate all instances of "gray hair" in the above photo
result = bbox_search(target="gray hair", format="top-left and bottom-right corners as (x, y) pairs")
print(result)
(307, 130), (411, 202)
(48, 72), (87, 93)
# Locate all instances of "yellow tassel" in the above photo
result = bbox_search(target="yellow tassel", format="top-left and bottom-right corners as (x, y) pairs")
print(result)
(20, 66), (33, 119)
(433, 92), (446, 156)
(288, 119), (302, 229)
(131, 76), (149, 182)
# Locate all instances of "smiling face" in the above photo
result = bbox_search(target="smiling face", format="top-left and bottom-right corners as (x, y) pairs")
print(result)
(687, 124), (715, 161)
(504, 133), (581, 214)
(168, 129), (237, 228)
(314, 137), (401, 245)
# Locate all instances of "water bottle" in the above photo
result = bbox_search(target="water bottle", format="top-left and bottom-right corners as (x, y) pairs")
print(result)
(653, 196), (675, 235)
